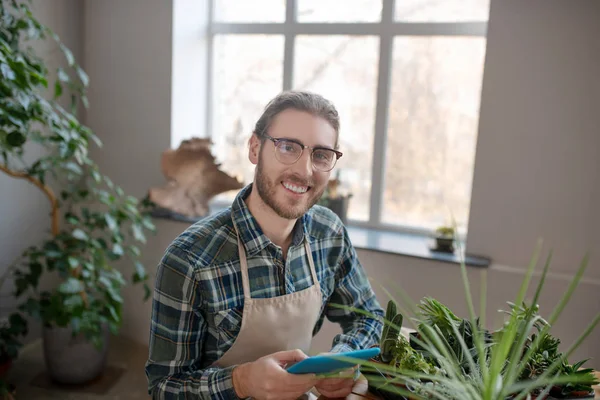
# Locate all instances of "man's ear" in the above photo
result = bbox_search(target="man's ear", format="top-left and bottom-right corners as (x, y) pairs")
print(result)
(248, 133), (261, 165)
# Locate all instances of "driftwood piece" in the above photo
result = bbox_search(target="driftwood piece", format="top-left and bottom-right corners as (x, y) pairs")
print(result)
(148, 138), (243, 217)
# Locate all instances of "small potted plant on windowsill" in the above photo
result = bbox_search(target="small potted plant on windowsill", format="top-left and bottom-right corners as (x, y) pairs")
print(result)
(318, 172), (352, 224)
(432, 225), (456, 253)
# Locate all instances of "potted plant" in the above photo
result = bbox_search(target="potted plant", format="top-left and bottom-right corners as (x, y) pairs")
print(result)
(0, 313), (27, 400)
(0, 1), (155, 385)
(318, 171), (352, 224)
(357, 247), (599, 400)
(432, 225), (456, 253)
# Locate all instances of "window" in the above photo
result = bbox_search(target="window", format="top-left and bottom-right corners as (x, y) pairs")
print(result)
(206, 0), (488, 235)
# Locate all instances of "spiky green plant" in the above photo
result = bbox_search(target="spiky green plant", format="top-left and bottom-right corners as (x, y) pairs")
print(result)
(331, 242), (599, 400)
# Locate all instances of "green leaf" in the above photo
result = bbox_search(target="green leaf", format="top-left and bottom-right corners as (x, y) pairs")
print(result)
(54, 80), (62, 98)
(128, 245), (141, 258)
(132, 224), (146, 243)
(8, 313), (27, 334)
(141, 216), (155, 230)
(29, 262), (43, 288)
(67, 257), (79, 269)
(107, 304), (119, 322)
(58, 278), (84, 294)
(6, 131), (26, 147)
(66, 213), (79, 225)
(112, 243), (124, 256)
(1, 63), (15, 80)
(105, 214), (117, 231)
(92, 170), (102, 182)
(45, 250), (62, 259)
(64, 161), (82, 175)
(72, 229), (88, 241)
(108, 322), (119, 335)
(133, 261), (147, 283)
(105, 177), (114, 189)
(15, 275), (30, 297)
(60, 43), (75, 66)
(57, 67), (69, 82)
(76, 66), (89, 86)
(64, 295), (83, 308)
(83, 261), (94, 271)
(20, 298), (40, 319)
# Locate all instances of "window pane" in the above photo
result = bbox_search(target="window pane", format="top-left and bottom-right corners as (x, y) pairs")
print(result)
(383, 37), (486, 232)
(211, 35), (284, 201)
(294, 36), (379, 221)
(297, 0), (382, 22)
(395, 0), (490, 22)
(214, 0), (285, 23)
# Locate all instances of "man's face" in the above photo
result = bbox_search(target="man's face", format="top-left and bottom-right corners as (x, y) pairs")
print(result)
(249, 109), (337, 220)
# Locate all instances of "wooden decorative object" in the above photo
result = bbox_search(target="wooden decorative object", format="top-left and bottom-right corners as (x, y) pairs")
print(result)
(148, 138), (244, 218)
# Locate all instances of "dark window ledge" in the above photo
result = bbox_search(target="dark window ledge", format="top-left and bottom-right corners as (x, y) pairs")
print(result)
(150, 208), (491, 268)
(347, 226), (490, 268)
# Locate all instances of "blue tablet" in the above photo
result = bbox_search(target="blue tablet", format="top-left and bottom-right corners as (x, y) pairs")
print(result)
(286, 347), (380, 375)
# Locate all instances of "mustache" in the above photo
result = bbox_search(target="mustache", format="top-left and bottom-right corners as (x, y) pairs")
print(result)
(280, 174), (314, 187)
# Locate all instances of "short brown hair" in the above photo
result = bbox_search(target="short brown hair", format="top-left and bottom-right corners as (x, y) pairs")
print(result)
(253, 91), (340, 149)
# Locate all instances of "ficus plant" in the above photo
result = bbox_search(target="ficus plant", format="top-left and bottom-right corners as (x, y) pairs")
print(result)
(0, 0), (155, 357)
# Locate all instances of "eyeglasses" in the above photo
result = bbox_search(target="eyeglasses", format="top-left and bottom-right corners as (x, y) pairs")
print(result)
(263, 135), (343, 172)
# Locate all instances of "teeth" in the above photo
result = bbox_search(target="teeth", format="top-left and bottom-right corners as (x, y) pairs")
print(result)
(283, 182), (308, 194)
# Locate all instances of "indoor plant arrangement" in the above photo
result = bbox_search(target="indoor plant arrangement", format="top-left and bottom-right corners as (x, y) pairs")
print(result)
(357, 246), (599, 400)
(0, 0), (155, 385)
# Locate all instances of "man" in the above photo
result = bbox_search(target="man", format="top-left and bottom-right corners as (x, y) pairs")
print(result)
(145, 91), (384, 399)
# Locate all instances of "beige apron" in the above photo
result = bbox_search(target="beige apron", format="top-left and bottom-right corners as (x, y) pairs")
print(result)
(212, 229), (323, 368)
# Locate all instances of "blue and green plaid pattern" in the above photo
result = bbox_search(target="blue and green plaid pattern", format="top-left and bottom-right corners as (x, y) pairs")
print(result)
(145, 184), (384, 399)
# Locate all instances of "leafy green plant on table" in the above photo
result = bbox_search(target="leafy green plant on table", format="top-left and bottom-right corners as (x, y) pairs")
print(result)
(336, 243), (599, 400)
(0, 0), (155, 357)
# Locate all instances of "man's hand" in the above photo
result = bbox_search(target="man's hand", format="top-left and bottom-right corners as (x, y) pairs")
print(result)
(232, 349), (320, 400)
(315, 367), (356, 399)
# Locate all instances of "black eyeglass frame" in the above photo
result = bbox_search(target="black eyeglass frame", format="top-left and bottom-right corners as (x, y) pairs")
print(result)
(263, 134), (343, 172)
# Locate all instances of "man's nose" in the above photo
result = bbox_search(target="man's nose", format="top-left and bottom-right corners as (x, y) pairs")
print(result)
(292, 150), (313, 178)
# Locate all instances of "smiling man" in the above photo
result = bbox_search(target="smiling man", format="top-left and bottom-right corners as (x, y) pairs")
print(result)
(145, 91), (384, 400)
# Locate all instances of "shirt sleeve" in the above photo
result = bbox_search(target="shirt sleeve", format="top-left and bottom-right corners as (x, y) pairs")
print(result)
(145, 244), (242, 400)
(325, 227), (385, 354)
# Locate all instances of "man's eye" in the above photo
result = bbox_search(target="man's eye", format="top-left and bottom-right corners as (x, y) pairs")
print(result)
(280, 142), (297, 152)
(314, 151), (332, 161)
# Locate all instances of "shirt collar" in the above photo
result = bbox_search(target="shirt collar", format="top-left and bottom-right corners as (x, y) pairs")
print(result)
(231, 183), (308, 257)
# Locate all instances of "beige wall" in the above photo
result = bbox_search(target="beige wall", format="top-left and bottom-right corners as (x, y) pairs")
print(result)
(50, 0), (600, 371)
(467, 1), (600, 280)
(0, 0), (84, 344)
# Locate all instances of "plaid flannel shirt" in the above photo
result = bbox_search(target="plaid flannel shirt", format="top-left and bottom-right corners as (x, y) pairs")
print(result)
(145, 184), (384, 399)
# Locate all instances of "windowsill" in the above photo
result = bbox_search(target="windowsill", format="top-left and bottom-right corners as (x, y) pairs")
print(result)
(346, 226), (490, 268)
(150, 207), (491, 269)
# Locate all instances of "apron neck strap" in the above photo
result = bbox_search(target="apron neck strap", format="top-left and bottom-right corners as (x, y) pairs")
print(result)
(235, 226), (319, 299)
(303, 238), (318, 285)
(236, 235), (252, 299)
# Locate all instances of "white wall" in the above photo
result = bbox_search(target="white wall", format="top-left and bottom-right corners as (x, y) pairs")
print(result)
(82, 0), (175, 346)
(80, 0), (600, 369)
(0, 0), (84, 344)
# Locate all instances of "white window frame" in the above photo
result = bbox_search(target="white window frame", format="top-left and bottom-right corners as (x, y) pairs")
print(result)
(205, 0), (487, 236)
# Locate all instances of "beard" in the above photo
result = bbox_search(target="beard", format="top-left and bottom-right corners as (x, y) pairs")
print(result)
(254, 157), (325, 220)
